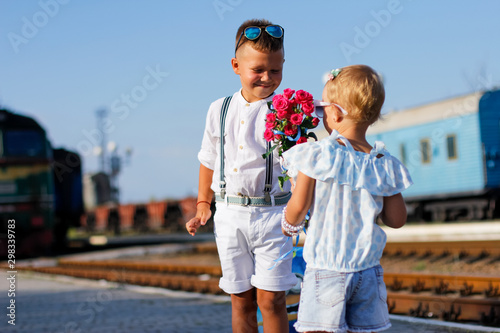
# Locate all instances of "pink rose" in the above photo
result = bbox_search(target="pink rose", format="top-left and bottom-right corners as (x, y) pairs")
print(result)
(283, 88), (295, 100)
(312, 117), (320, 127)
(272, 95), (291, 113)
(265, 121), (274, 129)
(266, 113), (276, 123)
(290, 113), (303, 125)
(295, 90), (313, 104)
(264, 128), (274, 142)
(284, 124), (298, 136)
(297, 136), (308, 144)
(301, 101), (314, 116)
(276, 109), (288, 120)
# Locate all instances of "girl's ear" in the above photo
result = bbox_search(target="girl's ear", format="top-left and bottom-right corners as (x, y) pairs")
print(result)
(231, 57), (240, 75)
(331, 105), (344, 123)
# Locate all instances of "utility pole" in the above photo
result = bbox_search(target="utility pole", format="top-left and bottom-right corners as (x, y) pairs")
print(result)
(96, 108), (108, 174)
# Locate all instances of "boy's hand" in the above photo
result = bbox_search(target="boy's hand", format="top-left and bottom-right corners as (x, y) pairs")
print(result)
(186, 217), (202, 236)
(185, 204), (212, 236)
(188, 165), (215, 236)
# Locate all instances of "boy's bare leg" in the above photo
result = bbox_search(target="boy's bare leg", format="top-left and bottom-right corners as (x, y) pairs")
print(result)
(231, 288), (258, 333)
(257, 289), (288, 333)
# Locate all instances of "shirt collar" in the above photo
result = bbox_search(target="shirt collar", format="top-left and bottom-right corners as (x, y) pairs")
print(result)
(237, 89), (275, 106)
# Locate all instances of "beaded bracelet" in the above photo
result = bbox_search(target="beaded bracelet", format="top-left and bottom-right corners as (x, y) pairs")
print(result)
(281, 206), (305, 236)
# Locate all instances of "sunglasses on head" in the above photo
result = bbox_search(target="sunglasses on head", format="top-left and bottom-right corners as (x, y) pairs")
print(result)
(313, 100), (349, 118)
(235, 25), (284, 54)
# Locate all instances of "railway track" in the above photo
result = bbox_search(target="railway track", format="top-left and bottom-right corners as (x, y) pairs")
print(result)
(24, 264), (224, 294)
(9, 240), (500, 328)
(385, 272), (500, 326)
(381, 239), (500, 327)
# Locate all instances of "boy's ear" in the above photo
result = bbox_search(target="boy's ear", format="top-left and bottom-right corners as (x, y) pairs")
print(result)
(231, 57), (240, 75)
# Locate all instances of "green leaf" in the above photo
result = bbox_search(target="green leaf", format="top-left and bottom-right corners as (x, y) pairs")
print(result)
(278, 174), (291, 190)
(308, 132), (318, 141)
(261, 143), (279, 159)
(301, 118), (312, 127)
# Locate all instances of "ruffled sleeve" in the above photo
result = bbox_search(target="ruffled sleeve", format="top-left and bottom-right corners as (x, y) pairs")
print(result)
(282, 131), (413, 196)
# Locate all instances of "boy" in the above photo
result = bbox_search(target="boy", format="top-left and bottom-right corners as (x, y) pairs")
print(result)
(186, 19), (297, 332)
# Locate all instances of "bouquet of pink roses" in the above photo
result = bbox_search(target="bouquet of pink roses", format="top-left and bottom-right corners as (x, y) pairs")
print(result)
(264, 88), (320, 156)
(263, 88), (320, 188)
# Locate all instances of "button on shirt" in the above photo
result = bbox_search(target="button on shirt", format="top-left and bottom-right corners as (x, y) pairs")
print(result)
(198, 90), (291, 197)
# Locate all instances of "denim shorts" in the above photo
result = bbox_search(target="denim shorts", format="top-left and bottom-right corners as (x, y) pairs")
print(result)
(294, 265), (391, 333)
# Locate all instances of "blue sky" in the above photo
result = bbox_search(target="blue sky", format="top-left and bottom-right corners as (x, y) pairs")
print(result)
(1, 0), (499, 203)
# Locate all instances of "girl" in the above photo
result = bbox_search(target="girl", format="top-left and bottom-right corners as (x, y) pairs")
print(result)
(282, 65), (412, 333)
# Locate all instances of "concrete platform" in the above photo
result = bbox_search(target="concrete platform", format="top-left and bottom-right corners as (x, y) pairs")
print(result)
(1, 267), (498, 332)
(4, 224), (500, 332)
(382, 221), (500, 242)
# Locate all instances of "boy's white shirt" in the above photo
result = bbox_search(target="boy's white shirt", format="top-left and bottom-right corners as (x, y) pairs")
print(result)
(198, 89), (292, 197)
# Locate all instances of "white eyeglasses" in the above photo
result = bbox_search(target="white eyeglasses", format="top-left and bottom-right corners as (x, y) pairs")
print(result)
(313, 100), (348, 118)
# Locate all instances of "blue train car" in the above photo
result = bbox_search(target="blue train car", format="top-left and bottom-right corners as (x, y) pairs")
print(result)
(366, 89), (500, 221)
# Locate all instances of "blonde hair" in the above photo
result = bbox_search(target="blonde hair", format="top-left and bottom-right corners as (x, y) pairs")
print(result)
(324, 65), (385, 125)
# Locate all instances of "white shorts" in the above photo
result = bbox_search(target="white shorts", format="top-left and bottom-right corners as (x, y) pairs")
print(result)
(214, 202), (298, 294)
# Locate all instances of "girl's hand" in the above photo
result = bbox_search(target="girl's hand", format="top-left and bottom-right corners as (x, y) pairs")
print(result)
(281, 227), (293, 237)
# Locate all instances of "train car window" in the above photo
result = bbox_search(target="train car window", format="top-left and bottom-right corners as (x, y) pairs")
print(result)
(420, 139), (431, 164)
(3, 130), (46, 157)
(446, 135), (457, 160)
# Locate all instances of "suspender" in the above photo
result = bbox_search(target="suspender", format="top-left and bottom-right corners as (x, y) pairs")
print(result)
(219, 96), (273, 202)
(219, 96), (231, 199)
(264, 141), (273, 202)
